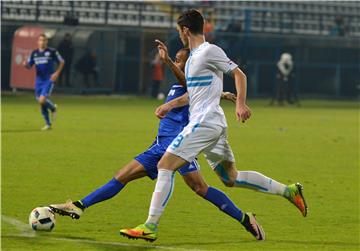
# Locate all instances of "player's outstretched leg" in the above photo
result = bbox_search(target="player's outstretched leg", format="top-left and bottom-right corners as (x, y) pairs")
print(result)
(182, 171), (265, 240)
(120, 152), (186, 242)
(49, 177), (124, 219)
(213, 161), (308, 217)
(50, 160), (148, 219)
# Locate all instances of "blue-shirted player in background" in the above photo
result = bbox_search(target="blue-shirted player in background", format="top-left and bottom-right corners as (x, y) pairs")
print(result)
(49, 48), (262, 241)
(23, 34), (64, 131)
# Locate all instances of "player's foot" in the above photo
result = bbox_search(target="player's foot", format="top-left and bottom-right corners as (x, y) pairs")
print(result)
(51, 104), (58, 122)
(41, 125), (52, 131)
(284, 182), (308, 217)
(120, 223), (158, 242)
(49, 200), (83, 219)
(241, 212), (265, 241)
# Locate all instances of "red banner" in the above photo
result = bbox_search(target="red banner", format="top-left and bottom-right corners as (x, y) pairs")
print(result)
(10, 26), (44, 90)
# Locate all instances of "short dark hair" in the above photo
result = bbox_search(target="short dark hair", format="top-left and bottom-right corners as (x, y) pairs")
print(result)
(38, 33), (48, 39)
(177, 9), (204, 35)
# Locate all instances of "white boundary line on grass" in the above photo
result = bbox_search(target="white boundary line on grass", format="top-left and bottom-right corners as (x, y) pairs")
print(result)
(2, 215), (208, 251)
(2, 215), (36, 237)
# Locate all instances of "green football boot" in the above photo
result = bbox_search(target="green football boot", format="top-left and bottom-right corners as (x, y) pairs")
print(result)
(284, 183), (308, 217)
(120, 223), (158, 242)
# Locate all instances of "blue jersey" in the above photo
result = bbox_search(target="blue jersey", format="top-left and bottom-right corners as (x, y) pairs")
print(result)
(157, 84), (189, 137)
(28, 47), (64, 81)
(135, 83), (199, 180)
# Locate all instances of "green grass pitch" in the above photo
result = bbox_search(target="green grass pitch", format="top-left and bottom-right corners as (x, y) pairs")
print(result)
(2, 94), (359, 251)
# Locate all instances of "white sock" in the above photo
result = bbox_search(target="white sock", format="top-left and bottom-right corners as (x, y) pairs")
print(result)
(235, 171), (286, 195)
(146, 169), (175, 225)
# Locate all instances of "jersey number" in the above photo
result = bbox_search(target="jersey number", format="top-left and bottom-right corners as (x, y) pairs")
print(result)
(171, 134), (184, 149)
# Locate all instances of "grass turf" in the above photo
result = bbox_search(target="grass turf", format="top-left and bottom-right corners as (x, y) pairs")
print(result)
(2, 94), (359, 251)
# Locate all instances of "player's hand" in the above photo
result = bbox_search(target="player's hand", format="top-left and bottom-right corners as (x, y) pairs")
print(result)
(23, 60), (29, 68)
(222, 92), (236, 103)
(155, 39), (170, 63)
(236, 103), (251, 123)
(50, 72), (59, 82)
(155, 103), (171, 119)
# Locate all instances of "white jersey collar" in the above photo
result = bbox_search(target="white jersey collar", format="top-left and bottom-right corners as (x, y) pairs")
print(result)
(191, 41), (208, 53)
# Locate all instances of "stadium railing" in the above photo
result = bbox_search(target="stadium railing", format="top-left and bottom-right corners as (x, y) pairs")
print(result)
(1, 1), (359, 37)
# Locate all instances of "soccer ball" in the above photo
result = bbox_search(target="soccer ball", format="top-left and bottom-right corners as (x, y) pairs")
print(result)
(29, 207), (56, 231)
(157, 92), (165, 100)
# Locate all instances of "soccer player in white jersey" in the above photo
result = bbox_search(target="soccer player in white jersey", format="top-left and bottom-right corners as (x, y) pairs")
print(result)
(120, 9), (307, 242)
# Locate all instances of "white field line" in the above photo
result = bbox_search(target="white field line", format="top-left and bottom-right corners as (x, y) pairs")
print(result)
(2, 215), (36, 237)
(2, 215), (208, 251)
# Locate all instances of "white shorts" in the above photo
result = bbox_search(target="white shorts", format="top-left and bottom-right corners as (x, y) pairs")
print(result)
(167, 122), (235, 168)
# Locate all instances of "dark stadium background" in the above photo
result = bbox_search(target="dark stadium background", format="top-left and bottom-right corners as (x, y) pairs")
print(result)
(1, 1), (359, 98)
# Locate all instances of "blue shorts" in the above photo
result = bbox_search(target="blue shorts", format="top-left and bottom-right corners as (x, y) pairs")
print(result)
(134, 136), (200, 180)
(35, 79), (54, 98)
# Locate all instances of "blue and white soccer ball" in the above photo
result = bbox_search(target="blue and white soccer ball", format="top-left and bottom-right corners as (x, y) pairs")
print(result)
(29, 207), (56, 231)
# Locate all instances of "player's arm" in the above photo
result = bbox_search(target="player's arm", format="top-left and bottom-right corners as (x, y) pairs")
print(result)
(50, 50), (65, 82)
(23, 51), (34, 69)
(154, 87), (237, 119)
(221, 92), (236, 103)
(155, 39), (186, 86)
(207, 45), (251, 122)
(51, 60), (65, 82)
(23, 62), (32, 69)
(231, 67), (251, 122)
(155, 93), (189, 119)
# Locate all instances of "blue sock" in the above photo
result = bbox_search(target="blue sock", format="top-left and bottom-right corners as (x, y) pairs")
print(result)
(45, 99), (56, 112)
(81, 178), (125, 208)
(41, 104), (51, 125)
(204, 186), (244, 223)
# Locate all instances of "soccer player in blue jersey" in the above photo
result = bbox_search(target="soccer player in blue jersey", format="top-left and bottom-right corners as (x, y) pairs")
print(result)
(49, 48), (260, 240)
(23, 34), (64, 131)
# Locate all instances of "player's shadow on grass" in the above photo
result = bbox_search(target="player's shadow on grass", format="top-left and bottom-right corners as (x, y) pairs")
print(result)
(2, 129), (42, 133)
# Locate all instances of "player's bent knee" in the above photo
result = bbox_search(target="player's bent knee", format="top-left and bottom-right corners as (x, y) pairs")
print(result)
(114, 160), (146, 184)
(221, 173), (236, 187)
(222, 179), (235, 187)
(38, 96), (46, 105)
(157, 163), (173, 171)
(157, 152), (186, 171)
(213, 161), (237, 187)
(187, 181), (208, 197)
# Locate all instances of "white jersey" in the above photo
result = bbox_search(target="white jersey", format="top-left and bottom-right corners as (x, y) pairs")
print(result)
(185, 42), (238, 128)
